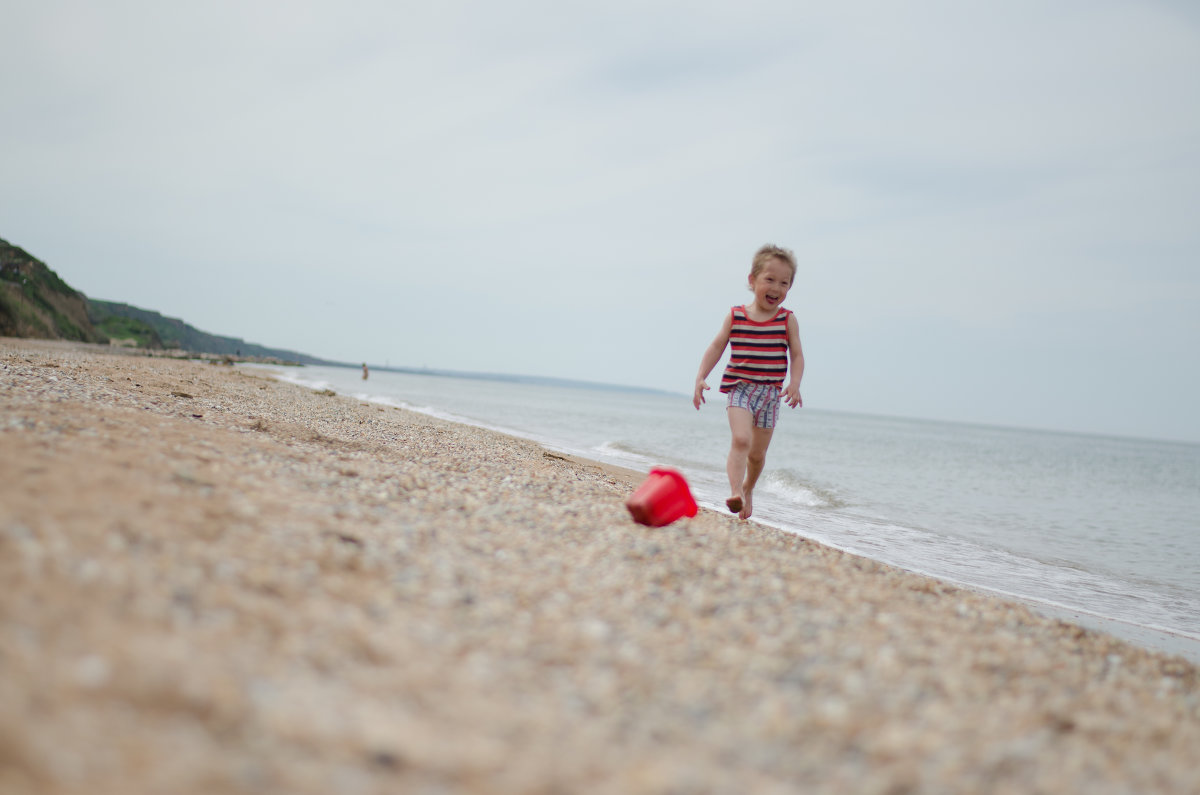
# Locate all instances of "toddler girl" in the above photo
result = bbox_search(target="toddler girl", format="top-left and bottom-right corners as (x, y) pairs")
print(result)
(693, 244), (804, 519)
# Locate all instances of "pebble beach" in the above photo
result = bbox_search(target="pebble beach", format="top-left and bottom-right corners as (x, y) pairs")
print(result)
(2, 338), (1199, 794)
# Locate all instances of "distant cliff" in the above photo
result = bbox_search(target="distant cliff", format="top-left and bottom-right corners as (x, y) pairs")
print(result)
(1, 236), (340, 365)
(86, 299), (337, 365)
(0, 237), (107, 343)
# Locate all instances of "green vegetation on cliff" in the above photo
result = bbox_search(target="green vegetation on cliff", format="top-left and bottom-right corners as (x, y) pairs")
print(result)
(86, 299), (334, 364)
(0, 237), (107, 343)
(89, 310), (164, 349)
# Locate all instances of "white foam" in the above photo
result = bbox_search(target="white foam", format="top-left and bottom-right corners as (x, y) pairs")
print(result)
(761, 470), (843, 509)
(591, 441), (656, 468)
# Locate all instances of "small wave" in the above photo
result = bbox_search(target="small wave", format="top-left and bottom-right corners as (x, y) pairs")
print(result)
(592, 441), (657, 467)
(391, 400), (447, 418)
(595, 440), (643, 456)
(762, 470), (846, 509)
(274, 372), (331, 392)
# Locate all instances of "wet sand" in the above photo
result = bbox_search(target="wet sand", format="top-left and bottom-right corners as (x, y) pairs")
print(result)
(2, 338), (1199, 794)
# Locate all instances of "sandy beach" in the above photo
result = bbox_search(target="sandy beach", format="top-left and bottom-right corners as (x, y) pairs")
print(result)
(2, 338), (1198, 794)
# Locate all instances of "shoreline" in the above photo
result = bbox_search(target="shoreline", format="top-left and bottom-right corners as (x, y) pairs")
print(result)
(3, 338), (1199, 793)
(264, 363), (1200, 666)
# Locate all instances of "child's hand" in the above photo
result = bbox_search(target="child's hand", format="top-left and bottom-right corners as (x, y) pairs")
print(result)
(783, 383), (802, 408)
(693, 379), (710, 410)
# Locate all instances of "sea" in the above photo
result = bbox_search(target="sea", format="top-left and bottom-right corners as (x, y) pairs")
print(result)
(259, 364), (1200, 662)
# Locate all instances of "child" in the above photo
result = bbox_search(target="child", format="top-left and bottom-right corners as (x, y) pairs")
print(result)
(693, 244), (804, 520)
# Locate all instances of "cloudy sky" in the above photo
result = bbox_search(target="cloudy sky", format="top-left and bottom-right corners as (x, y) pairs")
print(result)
(4, 1), (1198, 442)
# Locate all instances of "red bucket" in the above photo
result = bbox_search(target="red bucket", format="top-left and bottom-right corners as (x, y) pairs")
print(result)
(625, 468), (699, 527)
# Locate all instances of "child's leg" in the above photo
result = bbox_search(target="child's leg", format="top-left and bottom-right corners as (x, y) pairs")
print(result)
(725, 407), (753, 513)
(738, 426), (774, 519)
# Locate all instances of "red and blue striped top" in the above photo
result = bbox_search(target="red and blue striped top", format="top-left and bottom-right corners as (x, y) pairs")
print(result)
(719, 306), (792, 393)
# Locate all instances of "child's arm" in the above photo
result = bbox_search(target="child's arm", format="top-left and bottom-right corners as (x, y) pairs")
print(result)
(783, 312), (804, 408)
(694, 312), (733, 409)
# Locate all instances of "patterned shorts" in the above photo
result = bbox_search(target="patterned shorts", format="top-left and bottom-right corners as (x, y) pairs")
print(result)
(726, 382), (781, 429)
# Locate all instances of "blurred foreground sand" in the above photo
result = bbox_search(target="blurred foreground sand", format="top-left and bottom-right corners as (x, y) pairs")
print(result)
(2, 339), (1198, 794)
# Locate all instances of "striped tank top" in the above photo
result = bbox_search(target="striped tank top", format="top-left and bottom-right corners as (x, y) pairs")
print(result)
(719, 305), (792, 393)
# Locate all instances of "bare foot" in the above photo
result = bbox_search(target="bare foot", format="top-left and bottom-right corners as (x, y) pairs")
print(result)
(725, 496), (743, 514)
(739, 491), (753, 520)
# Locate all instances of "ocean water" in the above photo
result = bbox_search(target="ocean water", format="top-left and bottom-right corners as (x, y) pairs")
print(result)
(261, 364), (1200, 660)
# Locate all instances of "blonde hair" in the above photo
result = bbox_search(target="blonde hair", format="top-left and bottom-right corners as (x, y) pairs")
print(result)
(749, 244), (797, 280)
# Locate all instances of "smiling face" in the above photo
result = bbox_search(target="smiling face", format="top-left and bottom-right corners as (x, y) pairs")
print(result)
(747, 256), (794, 316)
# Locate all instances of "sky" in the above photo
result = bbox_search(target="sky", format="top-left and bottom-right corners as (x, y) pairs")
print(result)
(3, 1), (1199, 443)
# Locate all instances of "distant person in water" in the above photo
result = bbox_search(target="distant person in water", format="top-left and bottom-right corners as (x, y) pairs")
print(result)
(362, 363), (369, 380)
(693, 244), (804, 520)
